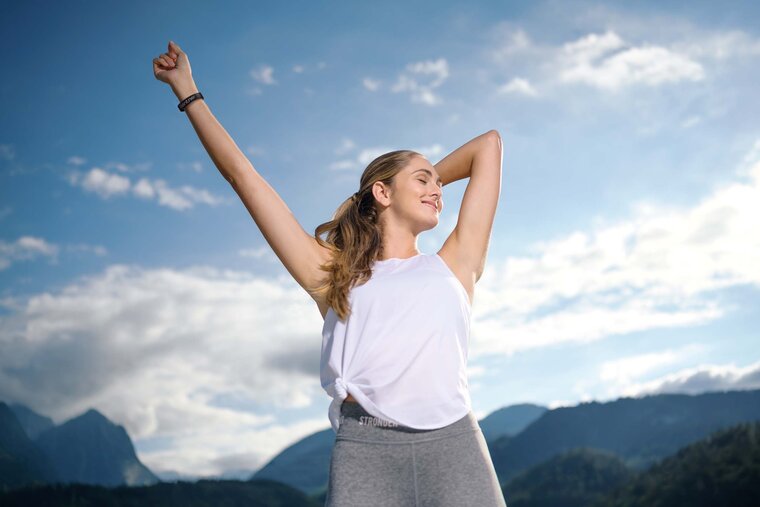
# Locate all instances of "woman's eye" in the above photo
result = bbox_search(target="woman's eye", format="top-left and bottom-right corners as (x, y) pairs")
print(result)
(418, 179), (427, 184)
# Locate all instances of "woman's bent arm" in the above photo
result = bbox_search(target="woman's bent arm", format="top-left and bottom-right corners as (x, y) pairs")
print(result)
(434, 130), (497, 186)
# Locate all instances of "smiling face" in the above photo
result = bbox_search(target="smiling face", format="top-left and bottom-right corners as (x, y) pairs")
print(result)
(384, 155), (443, 232)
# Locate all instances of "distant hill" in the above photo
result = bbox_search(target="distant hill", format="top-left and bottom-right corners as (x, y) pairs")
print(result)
(250, 428), (335, 495)
(502, 448), (634, 507)
(490, 389), (760, 483)
(478, 403), (547, 443)
(0, 402), (58, 490)
(591, 421), (760, 507)
(8, 403), (55, 440)
(0, 478), (322, 507)
(4, 388), (759, 503)
(35, 408), (159, 487)
(0, 401), (159, 491)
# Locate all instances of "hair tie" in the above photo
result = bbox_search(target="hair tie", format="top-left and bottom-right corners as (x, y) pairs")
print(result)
(351, 191), (360, 202)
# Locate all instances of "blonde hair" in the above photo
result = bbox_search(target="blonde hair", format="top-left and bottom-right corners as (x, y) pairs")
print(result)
(312, 149), (422, 321)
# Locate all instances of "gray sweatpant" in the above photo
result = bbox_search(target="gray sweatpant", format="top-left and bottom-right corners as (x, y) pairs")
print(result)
(325, 401), (508, 506)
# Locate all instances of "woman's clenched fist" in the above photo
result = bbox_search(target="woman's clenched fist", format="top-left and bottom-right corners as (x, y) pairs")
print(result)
(152, 40), (193, 87)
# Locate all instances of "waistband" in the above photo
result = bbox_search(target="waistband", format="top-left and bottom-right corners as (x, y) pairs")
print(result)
(337, 401), (480, 443)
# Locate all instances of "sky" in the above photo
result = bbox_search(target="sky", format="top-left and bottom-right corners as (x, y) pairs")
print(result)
(1, 0), (759, 481)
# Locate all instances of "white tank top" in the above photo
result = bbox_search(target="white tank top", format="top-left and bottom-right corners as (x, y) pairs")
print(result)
(320, 252), (472, 433)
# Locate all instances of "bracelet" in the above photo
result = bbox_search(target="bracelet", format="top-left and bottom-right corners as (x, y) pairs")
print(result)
(178, 92), (204, 112)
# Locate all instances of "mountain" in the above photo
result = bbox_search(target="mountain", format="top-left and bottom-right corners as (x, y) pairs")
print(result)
(478, 403), (547, 443)
(0, 402), (58, 490)
(34, 408), (160, 487)
(591, 421), (760, 507)
(250, 428), (335, 495)
(502, 447), (634, 507)
(490, 389), (760, 484)
(8, 403), (55, 440)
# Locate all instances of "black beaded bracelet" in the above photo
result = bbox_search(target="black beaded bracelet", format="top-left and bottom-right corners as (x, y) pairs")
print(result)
(178, 92), (204, 112)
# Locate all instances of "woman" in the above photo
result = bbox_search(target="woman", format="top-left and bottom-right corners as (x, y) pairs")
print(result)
(153, 40), (506, 506)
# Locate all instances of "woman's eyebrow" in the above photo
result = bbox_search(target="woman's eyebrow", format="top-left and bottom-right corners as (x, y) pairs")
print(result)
(413, 168), (442, 186)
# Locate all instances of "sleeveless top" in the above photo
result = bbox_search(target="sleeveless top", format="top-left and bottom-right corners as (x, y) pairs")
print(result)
(320, 252), (472, 433)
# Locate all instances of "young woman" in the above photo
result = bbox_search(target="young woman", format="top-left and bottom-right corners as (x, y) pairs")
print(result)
(154, 40), (506, 506)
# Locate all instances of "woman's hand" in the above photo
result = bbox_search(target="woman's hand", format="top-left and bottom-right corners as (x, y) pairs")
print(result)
(152, 40), (193, 88)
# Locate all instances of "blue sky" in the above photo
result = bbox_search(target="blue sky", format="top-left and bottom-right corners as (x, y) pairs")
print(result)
(1, 0), (759, 480)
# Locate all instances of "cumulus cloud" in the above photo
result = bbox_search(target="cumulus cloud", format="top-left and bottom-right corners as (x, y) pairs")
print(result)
(0, 236), (107, 272)
(66, 167), (226, 211)
(362, 77), (381, 91)
(498, 77), (539, 97)
(469, 139), (760, 358)
(556, 30), (704, 90)
(670, 29), (760, 61)
(0, 263), (327, 477)
(389, 58), (449, 105)
(238, 245), (277, 261)
(485, 22), (760, 97)
(75, 167), (131, 198)
(328, 141), (447, 175)
(249, 64), (277, 85)
(619, 359), (760, 397)
(67, 155), (87, 166)
(0, 236), (59, 271)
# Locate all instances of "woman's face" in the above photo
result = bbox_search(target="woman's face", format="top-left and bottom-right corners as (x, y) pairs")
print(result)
(389, 156), (443, 230)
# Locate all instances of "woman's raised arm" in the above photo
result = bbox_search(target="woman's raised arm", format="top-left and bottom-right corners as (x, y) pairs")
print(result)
(434, 130), (503, 286)
(153, 41), (331, 298)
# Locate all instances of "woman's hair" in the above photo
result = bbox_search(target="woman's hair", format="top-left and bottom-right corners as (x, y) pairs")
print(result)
(312, 149), (422, 321)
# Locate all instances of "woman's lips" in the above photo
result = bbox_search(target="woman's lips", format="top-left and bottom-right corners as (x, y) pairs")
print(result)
(422, 202), (437, 212)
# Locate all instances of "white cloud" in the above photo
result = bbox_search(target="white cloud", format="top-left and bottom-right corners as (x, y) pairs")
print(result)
(67, 168), (226, 211)
(66, 156), (87, 166)
(490, 26), (532, 61)
(469, 140), (760, 358)
(238, 246), (276, 261)
(362, 77), (381, 91)
(249, 64), (277, 85)
(498, 77), (538, 97)
(599, 344), (707, 387)
(556, 30), (704, 91)
(0, 236), (108, 271)
(330, 142), (447, 175)
(334, 138), (356, 156)
(619, 359), (760, 397)
(0, 263), (326, 477)
(671, 29), (760, 61)
(0, 236), (59, 271)
(76, 167), (131, 198)
(390, 58), (449, 106)
(680, 115), (701, 128)
(484, 22), (759, 97)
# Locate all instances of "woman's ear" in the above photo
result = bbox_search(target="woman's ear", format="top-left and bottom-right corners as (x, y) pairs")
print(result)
(371, 181), (392, 207)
